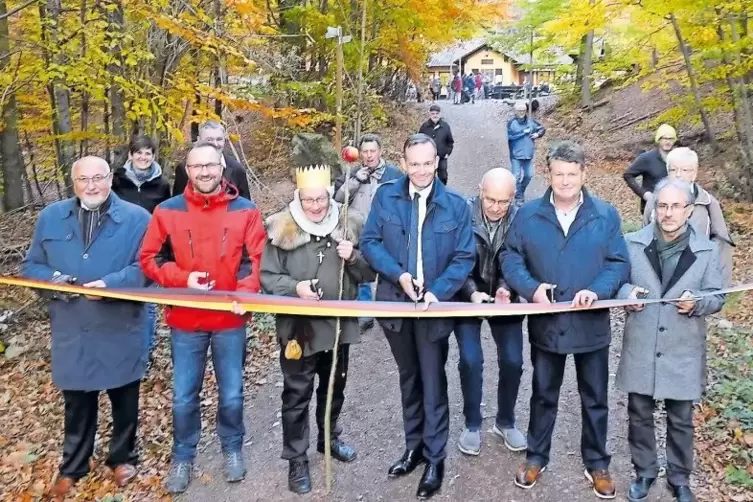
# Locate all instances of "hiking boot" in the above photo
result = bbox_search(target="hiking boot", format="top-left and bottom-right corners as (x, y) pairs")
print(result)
(514, 461), (546, 489)
(288, 459), (311, 494)
(457, 428), (481, 456)
(492, 424), (527, 452)
(668, 483), (696, 502)
(585, 468), (617, 499)
(317, 438), (357, 463)
(627, 476), (655, 501)
(223, 451), (246, 483)
(164, 461), (193, 494)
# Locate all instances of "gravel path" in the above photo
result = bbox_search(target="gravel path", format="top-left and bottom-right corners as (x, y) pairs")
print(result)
(181, 100), (674, 501)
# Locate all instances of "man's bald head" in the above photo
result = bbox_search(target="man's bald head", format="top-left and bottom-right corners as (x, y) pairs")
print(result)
(479, 168), (516, 222)
(72, 156), (110, 178)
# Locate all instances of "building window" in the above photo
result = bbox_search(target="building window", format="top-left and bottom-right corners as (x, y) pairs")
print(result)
(481, 58), (494, 65)
(495, 69), (503, 75)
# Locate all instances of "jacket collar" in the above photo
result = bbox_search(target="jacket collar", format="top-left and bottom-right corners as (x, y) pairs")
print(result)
(535, 186), (596, 231)
(184, 180), (238, 209)
(265, 206), (364, 251)
(62, 192), (125, 224)
(388, 175), (451, 209)
(693, 183), (711, 206)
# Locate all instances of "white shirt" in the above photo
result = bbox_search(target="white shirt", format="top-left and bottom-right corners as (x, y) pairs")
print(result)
(409, 182), (433, 283)
(550, 191), (584, 236)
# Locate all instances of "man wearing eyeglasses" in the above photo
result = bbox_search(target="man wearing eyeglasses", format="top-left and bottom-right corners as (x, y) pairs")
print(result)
(22, 156), (151, 498)
(360, 133), (474, 499)
(140, 141), (267, 494)
(617, 177), (724, 502)
(453, 168), (527, 457)
(172, 121), (252, 200)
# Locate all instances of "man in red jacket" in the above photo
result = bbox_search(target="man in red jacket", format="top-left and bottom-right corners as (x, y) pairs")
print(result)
(140, 140), (267, 494)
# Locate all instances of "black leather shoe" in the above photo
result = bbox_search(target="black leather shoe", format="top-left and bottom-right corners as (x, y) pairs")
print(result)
(316, 438), (357, 463)
(288, 460), (311, 495)
(416, 461), (444, 499)
(668, 483), (695, 502)
(627, 477), (655, 501)
(387, 449), (425, 478)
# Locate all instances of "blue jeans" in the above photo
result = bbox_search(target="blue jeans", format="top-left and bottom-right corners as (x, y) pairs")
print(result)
(357, 282), (373, 302)
(171, 327), (247, 462)
(145, 303), (157, 354)
(454, 316), (524, 431)
(510, 158), (534, 203)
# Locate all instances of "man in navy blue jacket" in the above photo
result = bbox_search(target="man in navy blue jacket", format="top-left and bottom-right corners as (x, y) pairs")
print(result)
(360, 133), (475, 499)
(501, 140), (629, 499)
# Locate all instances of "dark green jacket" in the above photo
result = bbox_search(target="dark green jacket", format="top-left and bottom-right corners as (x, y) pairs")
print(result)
(260, 207), (375, 357)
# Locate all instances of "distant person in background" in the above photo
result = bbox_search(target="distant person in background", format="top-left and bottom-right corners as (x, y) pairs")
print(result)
(507, 102), (545, 206)
(112, 135), (172, 353)
(452, 73), (462, 105)
(623, 123), (677, 213)
(464, 73), (475, 104)
(474, 72), (483, 100)
(643, 147), (734, 287)
(334, 133), (402, 331)
(173, 121), (251, 200)
(418, 104), (455, 185)
(430, 77), (441, 101)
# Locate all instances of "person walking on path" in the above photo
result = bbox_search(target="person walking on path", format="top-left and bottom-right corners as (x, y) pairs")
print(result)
(623, 123), (677, 213)
(501, 140), (630, 499)
(23, 156), (151, 500)
(261, 164), (375, 494)
(333, 133), (402, 331)
(430, 77), (441, 101)
(453, 168), (527, 457)
(618, 177), (725, 502)
(452, 73), (462, 105)
(173, 121), (252, 200)
(360, 133), (475, 499)
(643, 147), (734, 287)
(140, 141), (267, 494)
(418, 104), (455, 186)
(507, 101), (545, 206)
(112, 135), (172, 353)
(463, 73), (475, 104)
(474, 72), (483, 100)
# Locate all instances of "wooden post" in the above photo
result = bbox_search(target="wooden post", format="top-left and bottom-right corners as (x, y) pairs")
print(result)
(354, 0), (368, 145)
(335, 27), (344, 153)
(528, 26), (534, 114)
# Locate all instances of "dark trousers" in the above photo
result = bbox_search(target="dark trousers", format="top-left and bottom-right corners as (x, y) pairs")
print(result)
(60, 379), (140, 479)
(454, 316), (524, 430)
(385, 320), (450, 464)
(527, 345), (610, 470)
(437, 158), (449, 185)
(280, 345), (349, 461)
(628, 393), (694, 486)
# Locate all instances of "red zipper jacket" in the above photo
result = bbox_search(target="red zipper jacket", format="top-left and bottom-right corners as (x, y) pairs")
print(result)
(140, 181), (267, 332)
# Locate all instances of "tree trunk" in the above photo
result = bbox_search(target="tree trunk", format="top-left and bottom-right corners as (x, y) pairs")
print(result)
(41, 0), (75, 192)
(213, 0), (224, 117)
(104, 0), (127, 165)
(0, 0), (25, 210)
(581, 29), (594, 109)
(79, 0), (89, 156)
(669, 13), (719, 152)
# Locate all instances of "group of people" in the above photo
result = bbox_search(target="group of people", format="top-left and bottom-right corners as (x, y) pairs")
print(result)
(22, 108), (730, 502)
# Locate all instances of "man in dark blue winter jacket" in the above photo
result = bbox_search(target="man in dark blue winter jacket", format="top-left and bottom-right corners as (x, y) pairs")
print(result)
(501, 140), (629, 499)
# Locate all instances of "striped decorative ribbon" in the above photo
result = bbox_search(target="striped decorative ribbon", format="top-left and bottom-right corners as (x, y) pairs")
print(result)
(0, 277), (750, 318)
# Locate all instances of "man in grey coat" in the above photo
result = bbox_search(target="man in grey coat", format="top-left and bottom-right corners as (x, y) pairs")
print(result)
(617, 177), (725, 502)
(22, 156), (151, 499)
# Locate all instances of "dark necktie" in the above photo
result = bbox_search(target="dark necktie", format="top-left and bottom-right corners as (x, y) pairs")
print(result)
(408, 192), (420, 277)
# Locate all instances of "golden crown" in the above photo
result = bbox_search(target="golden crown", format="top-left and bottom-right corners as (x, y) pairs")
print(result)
(295, 164), (331, 189)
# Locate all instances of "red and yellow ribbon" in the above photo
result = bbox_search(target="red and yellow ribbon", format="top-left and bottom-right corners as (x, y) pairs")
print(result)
(1, 277), (750, 318)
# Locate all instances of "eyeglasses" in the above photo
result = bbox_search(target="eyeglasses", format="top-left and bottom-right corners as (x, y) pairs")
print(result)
(202, 137), (225, 143)
(668, 167), (695, 174)
(300, 196), (329, 206)
(74, 173), (111, 186)
(481, 195), (512, 207)
(656, 203), (691, 213)
(187, 163), (222, 172)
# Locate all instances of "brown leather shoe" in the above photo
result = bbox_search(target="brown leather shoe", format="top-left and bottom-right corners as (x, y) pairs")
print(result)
(51, 476), (76, 500)
(585, 468), (617, 499)
(113, 464), (138, 487)
(513, 462), (547, 489)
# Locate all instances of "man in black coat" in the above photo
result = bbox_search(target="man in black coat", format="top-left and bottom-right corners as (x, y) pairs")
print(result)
(417, 105), (454, 185)
(623, 123), (676, 213)
(173, 121), (252, 199)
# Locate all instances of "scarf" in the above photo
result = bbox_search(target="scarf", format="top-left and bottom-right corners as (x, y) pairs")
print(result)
(288, 189), (340, 237)
(124, 160), (161, 187)
(654, 223), (691, 289)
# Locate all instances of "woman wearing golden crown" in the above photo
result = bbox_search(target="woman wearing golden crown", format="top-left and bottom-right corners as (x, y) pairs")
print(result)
(260, 164), (375, 494)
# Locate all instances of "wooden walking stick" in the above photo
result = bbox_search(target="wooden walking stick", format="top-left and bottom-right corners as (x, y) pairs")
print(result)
(324, 161), (352, 493)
